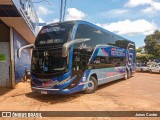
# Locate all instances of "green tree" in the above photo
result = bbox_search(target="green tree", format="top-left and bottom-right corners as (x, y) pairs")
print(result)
(136, 53), (155, 63)
(144, 30), (160, 58)
(136, 47), (142, 53)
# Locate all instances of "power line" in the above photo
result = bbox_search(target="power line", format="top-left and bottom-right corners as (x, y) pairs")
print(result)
(33, 0), (52, 5)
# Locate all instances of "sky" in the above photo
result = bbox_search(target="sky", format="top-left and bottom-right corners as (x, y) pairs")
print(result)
(33, 0), (160, 47)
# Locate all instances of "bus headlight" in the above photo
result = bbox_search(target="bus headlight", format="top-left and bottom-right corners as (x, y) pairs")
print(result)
(82, 77), (86, 82)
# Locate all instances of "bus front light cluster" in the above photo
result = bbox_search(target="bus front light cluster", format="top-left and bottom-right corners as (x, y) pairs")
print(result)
(82, 77), (86, 82)
(82, 73), (86, 82)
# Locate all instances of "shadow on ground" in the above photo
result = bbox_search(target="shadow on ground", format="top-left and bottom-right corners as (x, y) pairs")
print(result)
(25, 91), (84, 104)
(0, 88), (12, 96)
(25, 78), (129, 104)
(97, 78), (126, 91)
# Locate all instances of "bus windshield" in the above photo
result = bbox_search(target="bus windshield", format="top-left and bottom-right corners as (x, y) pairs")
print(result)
(31, 49), (68, 75)
(35, 22), (75, 47)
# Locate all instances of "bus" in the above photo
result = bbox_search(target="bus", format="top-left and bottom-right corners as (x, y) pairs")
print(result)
(18, 20), (136, 94)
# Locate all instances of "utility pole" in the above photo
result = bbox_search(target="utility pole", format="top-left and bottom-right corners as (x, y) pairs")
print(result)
(60, 0), (63, 22)
(59, 0), (67, 22)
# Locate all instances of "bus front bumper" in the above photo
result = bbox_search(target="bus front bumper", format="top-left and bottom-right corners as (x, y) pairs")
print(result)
(31, 84), (84, 95)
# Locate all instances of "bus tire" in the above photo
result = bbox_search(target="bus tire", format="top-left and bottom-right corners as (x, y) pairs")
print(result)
(124, 70), (128, 80)
(149, 69), (152, 73)
(130, 69), (133, 76)
(128, 69), (131, 79)
(83, 76), (98, 94)
(141, 68), (143, 72)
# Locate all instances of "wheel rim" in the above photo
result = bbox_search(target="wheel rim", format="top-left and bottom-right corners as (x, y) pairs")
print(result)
(88, 80), (94, 90)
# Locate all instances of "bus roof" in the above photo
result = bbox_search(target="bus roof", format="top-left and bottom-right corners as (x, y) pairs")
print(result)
(44, 20), (134, 44)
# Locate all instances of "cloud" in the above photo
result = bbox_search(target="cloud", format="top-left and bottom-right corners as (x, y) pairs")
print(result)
(102, 9), (128, 17)
(125, 0), (160, 13)
(47, 18), (59, 24)
(39, 17), (45, 23)
(142, 7), (154, 13)
(99, 9), (129, 19)
(97, 19), (157, 36)
(37, 17), (45, 31)
(125, 0), (153, 7)
(152, 1), (160, 10)
(142, 1), (160, 13)
(110, 9), (129, 15)
(66, 8), (86, 20)
(37, 5), (52, 15)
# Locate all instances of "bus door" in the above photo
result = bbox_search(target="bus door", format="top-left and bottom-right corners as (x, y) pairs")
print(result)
(71, 50), (89, 87)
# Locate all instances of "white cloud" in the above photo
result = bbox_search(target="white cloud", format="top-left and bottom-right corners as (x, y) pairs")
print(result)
(37, 17), (45, 31)
(125, 0), (160, 13)
(37, 5), (52, 15)
(102, 9), (129, 17)
(142, 1), (160, 13)
(39, 17), (45, 23)
(152, 1), (160, 10)
(108, 9), (129, 15)
(142, 7), (154, 13)
(97, 19), (157, 36)
(66, 8), (86, 20)
(125, 0), (153, 7)
(47, 18), (59, 24)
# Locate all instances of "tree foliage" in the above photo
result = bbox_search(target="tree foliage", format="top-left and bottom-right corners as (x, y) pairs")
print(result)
(136, 53), (155, 63)
(144, 30), (160, 58)
(136, 47), (142, 53)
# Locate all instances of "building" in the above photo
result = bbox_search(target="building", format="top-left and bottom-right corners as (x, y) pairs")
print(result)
(0, 0), (39, 88)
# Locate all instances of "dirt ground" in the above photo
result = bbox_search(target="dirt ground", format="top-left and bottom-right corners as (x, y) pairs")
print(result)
(0, 72), (160, 120)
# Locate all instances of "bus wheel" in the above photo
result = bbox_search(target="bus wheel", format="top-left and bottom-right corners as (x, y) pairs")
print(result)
(83, 76), (98, 94)
(141, 68), (143, 72)
(124, 70), (128, 80)
(128, 70), (131, 79)
(149, 69), (152, 73)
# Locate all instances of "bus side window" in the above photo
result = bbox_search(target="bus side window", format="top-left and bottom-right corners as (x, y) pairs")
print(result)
(111, 57), (125, 67)
(90, 56), (114, 68)
(94, 57), (101, 64)
(73, 51), (88, 71)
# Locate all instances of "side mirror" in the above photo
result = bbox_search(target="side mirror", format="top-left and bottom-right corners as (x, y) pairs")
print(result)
(62, 38), (90, 57)
(17, 44), (34, 59)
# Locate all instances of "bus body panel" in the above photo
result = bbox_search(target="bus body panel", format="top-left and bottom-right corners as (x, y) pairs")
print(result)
(30, 20), (136, 95)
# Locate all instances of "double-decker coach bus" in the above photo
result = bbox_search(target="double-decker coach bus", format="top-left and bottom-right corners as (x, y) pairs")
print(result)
(18, 20), (136, 94)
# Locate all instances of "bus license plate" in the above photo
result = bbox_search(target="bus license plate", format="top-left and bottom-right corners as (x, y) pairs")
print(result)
(41, 91), (47, 94)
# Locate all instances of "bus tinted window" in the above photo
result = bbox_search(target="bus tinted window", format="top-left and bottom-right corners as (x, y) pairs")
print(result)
(75, 24), (111, 47)
(35, 22), (75, 47)
(31, 49), (68, 75)
(75, 24), (134, 49)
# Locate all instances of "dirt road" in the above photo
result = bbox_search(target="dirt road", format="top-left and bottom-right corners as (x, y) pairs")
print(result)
(0, 73), (160, 119)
